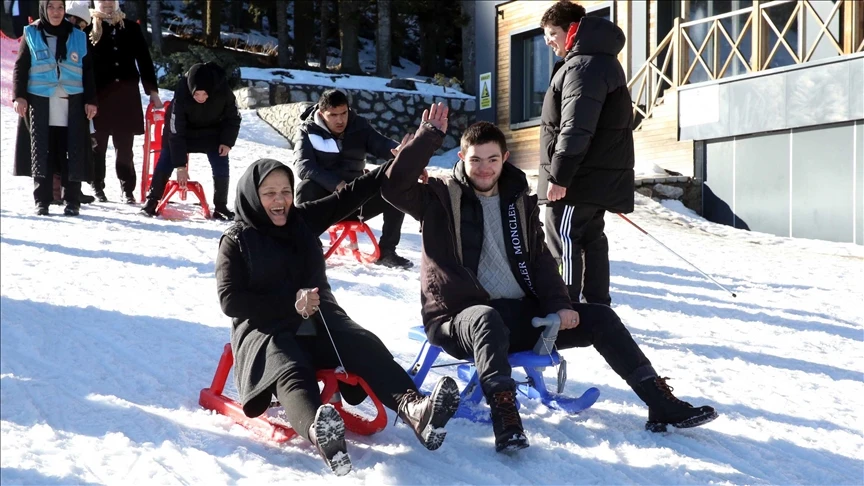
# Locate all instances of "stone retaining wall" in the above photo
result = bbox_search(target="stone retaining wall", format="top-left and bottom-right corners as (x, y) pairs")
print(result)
(236, 80), (476, 155)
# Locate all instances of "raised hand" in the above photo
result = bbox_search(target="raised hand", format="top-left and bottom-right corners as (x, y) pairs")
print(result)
(421, 102), (449, 133)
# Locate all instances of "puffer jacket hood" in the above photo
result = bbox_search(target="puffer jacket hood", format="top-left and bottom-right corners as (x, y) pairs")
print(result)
(569, 15), (626, 57)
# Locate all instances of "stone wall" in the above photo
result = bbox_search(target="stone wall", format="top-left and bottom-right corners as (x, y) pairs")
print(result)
(237, 80), (476, 154)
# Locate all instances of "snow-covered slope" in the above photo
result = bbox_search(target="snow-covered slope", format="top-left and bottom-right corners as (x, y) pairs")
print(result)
(1, 104), (862, 485)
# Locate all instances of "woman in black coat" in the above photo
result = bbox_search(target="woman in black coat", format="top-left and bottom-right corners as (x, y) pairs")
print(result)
(84, 0), (160, 203)
(215, 159), (460, 476)
(12, 0), (97, 216)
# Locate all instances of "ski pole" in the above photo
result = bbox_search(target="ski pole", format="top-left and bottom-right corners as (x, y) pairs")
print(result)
(616, 213), (737, 298)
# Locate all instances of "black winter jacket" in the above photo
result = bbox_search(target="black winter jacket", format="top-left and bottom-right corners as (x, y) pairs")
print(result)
(215, 162), (392, 417)
(293, 104), (398, 192)
(538, 16), (635, 213)
(84, 19), (158, 135)
(164, 64), (241, 168)
(383, 124), (573, 340)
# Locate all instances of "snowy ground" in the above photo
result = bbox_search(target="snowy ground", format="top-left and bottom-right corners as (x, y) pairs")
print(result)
(1, 102), (863, 485)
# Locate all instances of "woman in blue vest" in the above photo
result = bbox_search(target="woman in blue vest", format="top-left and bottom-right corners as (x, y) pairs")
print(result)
(12, 0), (97, 216)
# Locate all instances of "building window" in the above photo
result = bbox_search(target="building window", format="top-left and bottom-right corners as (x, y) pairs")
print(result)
(510, 29), (556, 125)
(509, 3), (613, 127)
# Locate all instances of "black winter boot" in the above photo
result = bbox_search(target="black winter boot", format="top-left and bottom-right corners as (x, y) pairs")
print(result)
(212, 177), (234, 220)
(375, 249), (413, 269)
(634, 377), (718, 432)
(141, 171), (171, 217)
(308, 404), (351, 476)
(35, 203), (49, 216)
(397, 376), (460, 451)
(91, 182), (108, 203)
(63, 203), (80, 216)
(484, 377), (529, 453)
(121, 184), (137, 204)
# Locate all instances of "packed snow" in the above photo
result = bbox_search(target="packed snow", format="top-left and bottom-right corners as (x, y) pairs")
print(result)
(1, 101), (863, 485)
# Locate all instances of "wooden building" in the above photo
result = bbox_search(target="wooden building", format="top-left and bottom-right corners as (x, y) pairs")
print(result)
(474, 0), (864, 244)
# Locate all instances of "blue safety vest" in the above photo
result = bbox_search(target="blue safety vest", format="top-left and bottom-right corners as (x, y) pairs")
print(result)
(24, 25), (86, 98)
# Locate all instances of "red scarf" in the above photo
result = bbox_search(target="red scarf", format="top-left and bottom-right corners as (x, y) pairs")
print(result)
(564, 21), (580, 51)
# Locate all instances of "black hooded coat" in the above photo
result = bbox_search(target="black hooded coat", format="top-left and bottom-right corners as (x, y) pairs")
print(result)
(163, 62), (241, 168)
(215, 158), (395, 417)
(537, 16), (635, 212)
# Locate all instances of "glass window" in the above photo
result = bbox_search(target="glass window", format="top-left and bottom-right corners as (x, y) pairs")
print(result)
(510, 2), (612, 125)
(521, 34), (552, 121)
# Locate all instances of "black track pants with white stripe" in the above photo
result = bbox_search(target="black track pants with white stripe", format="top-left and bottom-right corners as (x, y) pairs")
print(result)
(544, 203), (611, 305)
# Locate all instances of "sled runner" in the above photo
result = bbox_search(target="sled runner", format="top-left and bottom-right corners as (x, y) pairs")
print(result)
(141, 101), (211, 218)
(407, 315), (600, 422)
(199, 343), (388, 442)
(324, 221), (381, 264)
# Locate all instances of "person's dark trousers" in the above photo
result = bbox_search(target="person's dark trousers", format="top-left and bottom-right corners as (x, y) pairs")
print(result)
(267, 312), (417, 442)
(34, 127), (80, 207)
(545, 203), (611, 305)
(92, 129), (136, 195)
(433, 299), (655, 391)
(295, 179), (405, 253)
(145, 145), (230, 205)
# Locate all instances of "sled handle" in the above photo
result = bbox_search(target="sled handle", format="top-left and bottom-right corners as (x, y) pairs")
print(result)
(531, 314), (560, 356)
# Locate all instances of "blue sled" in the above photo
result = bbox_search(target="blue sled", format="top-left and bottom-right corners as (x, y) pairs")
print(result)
(407, 326), (600, 423)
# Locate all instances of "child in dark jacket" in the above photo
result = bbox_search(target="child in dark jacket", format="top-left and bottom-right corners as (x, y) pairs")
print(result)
(141, 62), (241, 219)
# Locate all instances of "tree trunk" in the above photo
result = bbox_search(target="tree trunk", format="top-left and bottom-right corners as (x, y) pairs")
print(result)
(376, 0), (392, 78)
(136, 0), (148, 26)
(338, 0), (362, 74)
(460, 0), (476, 95)
(418, 19), (438, 77)
(150, 0), (163, 52)
(231, 0), (244, 32)
(205, 0), (223, 47)
(293, 0), (314, 67)
(277, 1), (290, 68)
(319, 0), (330, 71)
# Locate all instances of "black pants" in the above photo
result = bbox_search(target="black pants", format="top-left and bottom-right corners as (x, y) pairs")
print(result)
(268, 313), (417, 442)
(545, 203), (611, 305)
(34, 127), (80, 207)
(433, 299), (656, 392)
(92, 129), (136, 194)
(295, 179), (405, 253)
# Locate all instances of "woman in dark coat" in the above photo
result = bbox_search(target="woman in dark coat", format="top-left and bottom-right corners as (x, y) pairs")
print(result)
(215, 159), (460, 476)
(84, 0), (160, 203)
(12, 0), (97, 216)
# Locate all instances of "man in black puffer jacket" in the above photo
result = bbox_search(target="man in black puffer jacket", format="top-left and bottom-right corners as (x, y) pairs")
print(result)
(141, 62), (241, 219)
(293, 89), (413, 269)
(538, 1), (635, 306)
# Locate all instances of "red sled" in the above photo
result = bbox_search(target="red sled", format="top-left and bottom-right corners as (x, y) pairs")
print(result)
(141, 101), (211, 218)
(199, 343), (388, 442)
(324, 221), (381, 264)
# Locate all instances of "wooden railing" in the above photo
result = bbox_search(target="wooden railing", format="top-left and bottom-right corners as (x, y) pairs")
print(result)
(627, 19), (677, 126)
(629, 0), (863, 130)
